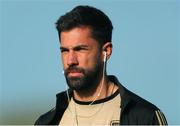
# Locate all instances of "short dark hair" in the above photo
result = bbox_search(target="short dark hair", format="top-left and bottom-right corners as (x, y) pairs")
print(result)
(56, 5), (113, 46)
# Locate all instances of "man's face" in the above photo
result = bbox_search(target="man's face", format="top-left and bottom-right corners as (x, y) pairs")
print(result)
(60, 27), (103, 91)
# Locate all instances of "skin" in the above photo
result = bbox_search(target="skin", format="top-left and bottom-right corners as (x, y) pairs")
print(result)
(60, 26), (118, 102)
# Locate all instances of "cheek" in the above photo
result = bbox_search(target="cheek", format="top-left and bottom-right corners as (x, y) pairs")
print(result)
(80, 53), (101, 69)
(61, 54), (67, 68)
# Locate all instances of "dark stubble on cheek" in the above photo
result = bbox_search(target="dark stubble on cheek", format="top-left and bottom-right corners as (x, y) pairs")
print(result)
(64, 62), (102, 91)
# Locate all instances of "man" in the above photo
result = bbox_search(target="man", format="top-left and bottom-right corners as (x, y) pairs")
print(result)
(35, 5), (167, 125)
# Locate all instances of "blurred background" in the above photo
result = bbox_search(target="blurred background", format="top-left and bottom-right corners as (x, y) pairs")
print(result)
(0, 0), (179, 124)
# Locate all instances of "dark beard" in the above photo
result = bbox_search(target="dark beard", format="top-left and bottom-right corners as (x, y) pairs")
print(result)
(64, 62), (102, 91)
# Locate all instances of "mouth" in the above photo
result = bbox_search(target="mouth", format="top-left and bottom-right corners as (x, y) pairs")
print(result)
(68, 71), (83, 77)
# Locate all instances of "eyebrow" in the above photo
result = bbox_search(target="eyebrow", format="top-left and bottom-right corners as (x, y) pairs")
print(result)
(60, 44), (90, 50)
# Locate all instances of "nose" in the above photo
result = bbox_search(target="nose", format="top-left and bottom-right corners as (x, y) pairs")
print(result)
(67, 51), (78, 67)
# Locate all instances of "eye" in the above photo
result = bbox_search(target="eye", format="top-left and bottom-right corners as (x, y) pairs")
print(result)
(74, 46), (88, 52)
(60, 48), (69, 53)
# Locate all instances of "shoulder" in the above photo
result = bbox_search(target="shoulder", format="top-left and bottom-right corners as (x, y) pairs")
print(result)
(123, 87), (158, 111)
(34, 90), (70, 125)
(34, 107), (56, 125)
(122, 88), (167, 125)
(130, 90), (158, 113)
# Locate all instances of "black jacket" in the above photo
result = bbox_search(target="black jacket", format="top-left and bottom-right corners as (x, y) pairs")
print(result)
(35, 76), (168, 125)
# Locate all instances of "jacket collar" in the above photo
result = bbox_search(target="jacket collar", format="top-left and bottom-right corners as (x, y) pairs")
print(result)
(108, 75), (133, 113)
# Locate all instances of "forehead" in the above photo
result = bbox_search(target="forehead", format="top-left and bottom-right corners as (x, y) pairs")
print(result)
(60, 27), (99, 48)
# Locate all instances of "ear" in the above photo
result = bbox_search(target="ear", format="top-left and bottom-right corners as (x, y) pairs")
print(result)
(102, 42), (113, 61)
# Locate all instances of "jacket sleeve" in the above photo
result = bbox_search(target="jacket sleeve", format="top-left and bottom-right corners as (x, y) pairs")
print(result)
(152, 110), (168, 125)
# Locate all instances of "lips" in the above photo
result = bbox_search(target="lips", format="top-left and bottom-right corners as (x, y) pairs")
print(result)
(67, 70), (83, 77)
(65, 67), (84, 77)
(68, 72), (83, 77)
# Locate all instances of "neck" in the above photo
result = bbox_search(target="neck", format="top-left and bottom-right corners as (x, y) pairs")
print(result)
(73, 75), (115, 102)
